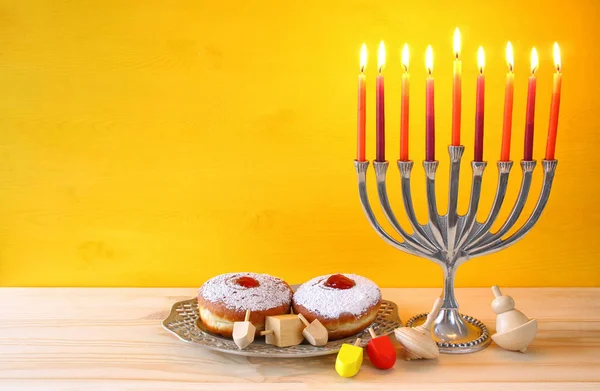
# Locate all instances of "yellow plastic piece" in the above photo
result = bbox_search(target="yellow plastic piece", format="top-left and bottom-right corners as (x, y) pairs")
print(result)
(335, 343), (363, 378)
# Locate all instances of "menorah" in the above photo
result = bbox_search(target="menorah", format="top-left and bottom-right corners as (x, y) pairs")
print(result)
(354, 146), (558, 354)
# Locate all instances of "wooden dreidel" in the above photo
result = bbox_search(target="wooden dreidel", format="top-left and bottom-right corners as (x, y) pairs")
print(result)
(491, 286), (538, 353)
(232, 310), (256, 350)
(366, 328), (396, 369)
(297, 313), (328, 346)
(260, 314), (304, 347)
(335, 338), (363, 378)
(394, 297), (443, 360)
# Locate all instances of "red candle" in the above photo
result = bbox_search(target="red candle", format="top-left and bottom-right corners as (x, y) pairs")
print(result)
(376, 41), (386, 162)
(474, 47), (485, 162)
(545, 43), (562, 161)
(452, 28), (462, 146)
(425, 45), (435, 161)
(500, 42), (515, 161)
(357, 44), (367, 161)
(400, 44), (410, 161)
(524, 48), (538, 161)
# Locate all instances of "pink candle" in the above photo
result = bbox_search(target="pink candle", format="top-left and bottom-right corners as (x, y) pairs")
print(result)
(425, 46), (435, 161)
(376, 41), (386, 162)
(357, 44), (367, 161)
(524, 48), (538, 161)
(452, 28), (462, 146)
(545, 43), (562, 161)
(400, 44), (410, 161)
(474, 47), (485, 162)
(500, 42), (514, 162)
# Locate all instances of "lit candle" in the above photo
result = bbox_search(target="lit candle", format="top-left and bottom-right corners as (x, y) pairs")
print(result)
(357, 44), (367, 161)
(425, 45), (435, 161)
(545, 43), (562, 161)
(524, 48), (538, 161)
(474, 46), (485, 162)
(400, 44), (410, 161)
(376, 41), (386, 162)
(452, 28), (462, 146)
(500, 42), (515, 161)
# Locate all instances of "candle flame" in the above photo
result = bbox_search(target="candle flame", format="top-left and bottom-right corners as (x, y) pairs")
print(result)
(477, 46), (485, 74)
(426, 45), (433, 75)
(359, 44), (367, 73)
(401, 44), (409, 72)
(554, 42), (561, 72)
(531, 47), (539, 75)
(506, 41), (514, 73)
(453, 28), (461, 59)
(377, 41), (385, 73)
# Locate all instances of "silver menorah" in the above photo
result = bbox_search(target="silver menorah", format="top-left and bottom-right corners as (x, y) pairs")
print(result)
(355, 145), (558, 354)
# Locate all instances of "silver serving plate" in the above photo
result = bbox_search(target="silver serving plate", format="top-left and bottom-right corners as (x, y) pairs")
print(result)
(162, 297), (402, 358)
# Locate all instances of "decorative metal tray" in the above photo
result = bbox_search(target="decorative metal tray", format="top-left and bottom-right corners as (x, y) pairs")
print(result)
(162, 297), (402, 357)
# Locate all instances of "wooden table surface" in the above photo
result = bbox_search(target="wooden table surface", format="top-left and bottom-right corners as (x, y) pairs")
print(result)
(1, 288), (598, 390)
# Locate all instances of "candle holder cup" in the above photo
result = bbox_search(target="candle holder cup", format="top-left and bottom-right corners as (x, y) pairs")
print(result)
(354, 146), (558, 353)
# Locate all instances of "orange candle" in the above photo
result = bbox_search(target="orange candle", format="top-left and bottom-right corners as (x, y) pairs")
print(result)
(500, 42), (515, 162)
(400, 44), (410, 161)
(452, 28), (462, 146)
(545, 43), (562, 161)
(524, 48), (538, 161)
(357, 44), (367, 161)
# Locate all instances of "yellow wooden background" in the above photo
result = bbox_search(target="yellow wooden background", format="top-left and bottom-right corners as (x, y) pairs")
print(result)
(0, 0), (598, 287)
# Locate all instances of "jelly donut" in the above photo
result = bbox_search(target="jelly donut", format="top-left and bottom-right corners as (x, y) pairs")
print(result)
(197, 272), (293, 338)
(292, 273), (382, 340)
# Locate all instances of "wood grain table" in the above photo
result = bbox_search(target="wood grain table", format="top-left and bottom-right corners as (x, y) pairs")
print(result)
(0, 288), (598, 390)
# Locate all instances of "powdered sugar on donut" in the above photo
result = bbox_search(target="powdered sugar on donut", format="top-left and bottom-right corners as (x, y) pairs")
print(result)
(198, 272), (292, 312)
(293, 273), (381, 319)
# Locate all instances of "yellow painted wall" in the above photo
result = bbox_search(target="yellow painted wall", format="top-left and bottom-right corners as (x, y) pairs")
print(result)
(0, 0), (598, 287)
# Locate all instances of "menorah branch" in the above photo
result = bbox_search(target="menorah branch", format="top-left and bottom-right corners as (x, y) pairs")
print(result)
(397, 161), (440, 251)
(465, 160), (537, 252)
(355, 160), (432, 260)
(464, 161), (513, 247)
(470, 160), (558, 257)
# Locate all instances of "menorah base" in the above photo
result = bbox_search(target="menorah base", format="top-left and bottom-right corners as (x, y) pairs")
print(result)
(406, 309), (491, 354)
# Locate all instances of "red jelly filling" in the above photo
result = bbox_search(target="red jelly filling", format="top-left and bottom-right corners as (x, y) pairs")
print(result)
(324, 274), (355, 289)
(235, 276), (260, 288)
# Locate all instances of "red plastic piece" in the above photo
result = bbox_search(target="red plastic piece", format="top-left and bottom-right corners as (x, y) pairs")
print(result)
(366, 335), (397, 369)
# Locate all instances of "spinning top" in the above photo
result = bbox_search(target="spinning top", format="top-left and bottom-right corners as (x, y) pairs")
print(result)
(232, 310), (256, 350)
(297, 313), (328, 346)
(366, 327), (396, 369)
(394, 297), (443, 360)
(335, 338), (363, 378)
(260, 314), (304, 347)
(491, 286), (537, 353)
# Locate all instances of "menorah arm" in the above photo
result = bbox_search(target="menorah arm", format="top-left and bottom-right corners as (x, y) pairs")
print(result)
(463, 161), (513, 246)
(470, 160), (558, 257)
(397, 161), (440, 251)
(373, 161), (438, 255)
(354, 161), (431, 259)
(454, 161), (487, 251)
(465, 160), (537, 252)
(423, 161), (447, 251)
